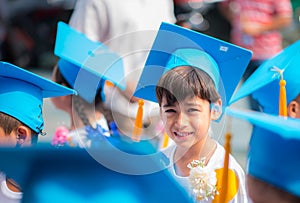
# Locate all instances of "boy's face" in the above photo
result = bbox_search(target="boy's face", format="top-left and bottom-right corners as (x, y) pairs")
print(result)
(160, 96), (212, 149)
(287, 99), (300, 119)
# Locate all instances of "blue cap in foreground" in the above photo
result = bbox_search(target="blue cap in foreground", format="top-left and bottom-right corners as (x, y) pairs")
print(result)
(226, 108), (300, 197)
(0, 61), (76, 133)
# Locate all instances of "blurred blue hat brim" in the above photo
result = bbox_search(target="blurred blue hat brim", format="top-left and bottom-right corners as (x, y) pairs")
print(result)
(226, 108), (300, 138)
(226, 108), (300, 197)
(0, 143), (192, 203)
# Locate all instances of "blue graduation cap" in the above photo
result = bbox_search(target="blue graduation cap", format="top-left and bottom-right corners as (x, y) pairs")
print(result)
(230, 40), (300, 115)
(0, 144), (192, 203)
(54, 21), (125, 103)
(0, 61), (76, 133)
(133, 22), (252, 112)
(226, 108), (300, 197)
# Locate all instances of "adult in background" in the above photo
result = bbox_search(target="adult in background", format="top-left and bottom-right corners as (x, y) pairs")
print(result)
(220, 0), (293, 110)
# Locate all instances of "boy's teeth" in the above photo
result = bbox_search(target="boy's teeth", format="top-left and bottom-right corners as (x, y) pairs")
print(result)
(177, 132), (189, 137)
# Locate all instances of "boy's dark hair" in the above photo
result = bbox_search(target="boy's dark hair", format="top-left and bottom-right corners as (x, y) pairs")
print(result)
(0, 112), (38, 144)
(54, 65), (114, 129)
(156, 66), (220, 106)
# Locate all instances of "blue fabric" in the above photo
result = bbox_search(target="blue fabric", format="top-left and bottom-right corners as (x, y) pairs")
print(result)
(55, 22), (125, 103)
(226, 108), (300, 197)
(230, 40), (300, 115)
(0, 62), (75, 133)
(166, 48), (220, 88)
(58, 59), (105, 103)
(0, 145), (192, 203)
(133, 22), (252, 110)
(248, 126), (300, 197)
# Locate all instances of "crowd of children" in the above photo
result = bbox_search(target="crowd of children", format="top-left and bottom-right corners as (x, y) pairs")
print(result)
(0, 1), (300, 202)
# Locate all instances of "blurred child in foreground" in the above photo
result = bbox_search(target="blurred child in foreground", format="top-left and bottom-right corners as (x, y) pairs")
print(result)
(0, 61), (75, 203)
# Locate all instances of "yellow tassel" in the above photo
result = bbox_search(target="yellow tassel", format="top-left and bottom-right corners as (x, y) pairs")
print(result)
(132, 99), (144, 142)
(160, 132), (169, 149)
(213, 119), (238, 203)
(271, 66), (287, 117)
(279, 79), (287, 117)
(105, 80), (115, 87)
(219, 132), (231, 203)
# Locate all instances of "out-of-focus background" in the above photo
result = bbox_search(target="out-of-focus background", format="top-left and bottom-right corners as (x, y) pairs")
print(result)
(0, 0), (76, 69)
(1, 0), (300, 169)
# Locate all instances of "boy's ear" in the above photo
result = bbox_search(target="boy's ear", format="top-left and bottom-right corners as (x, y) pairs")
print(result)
(211, 99), (222, 121)
(287, 100), (299, 118)
(16, 126), (32, 146)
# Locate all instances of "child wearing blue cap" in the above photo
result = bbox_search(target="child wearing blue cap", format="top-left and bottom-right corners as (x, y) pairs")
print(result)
(51, 61), (113, 148)
(0, 61), (75, 146)
(0, 61), (75, 203)
(227, 109), (300, 203)
(51, 22), (125, 148)
(230, 40), (300, 119)
(134, 22), (252, 202)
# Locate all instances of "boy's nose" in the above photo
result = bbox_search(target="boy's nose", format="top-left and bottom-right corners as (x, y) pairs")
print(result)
(175, 113), (188, 127)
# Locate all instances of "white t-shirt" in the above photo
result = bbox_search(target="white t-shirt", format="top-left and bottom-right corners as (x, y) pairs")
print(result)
(0, 172), (22, 203)
(162, 143), (248, 203)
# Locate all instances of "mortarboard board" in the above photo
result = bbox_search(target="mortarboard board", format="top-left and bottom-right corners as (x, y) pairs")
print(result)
(54, 21), (126, 103)
(230, 40), (300, 115)
(133, 22), (252, 114)
(0, 61), (76, 133)
(0, 143), (192, 203)
(226, 108), (300, 197)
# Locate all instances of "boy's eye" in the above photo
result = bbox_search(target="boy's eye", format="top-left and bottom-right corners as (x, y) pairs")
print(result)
(165, 109), (176, 113)
(187, 108), (199, 113)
